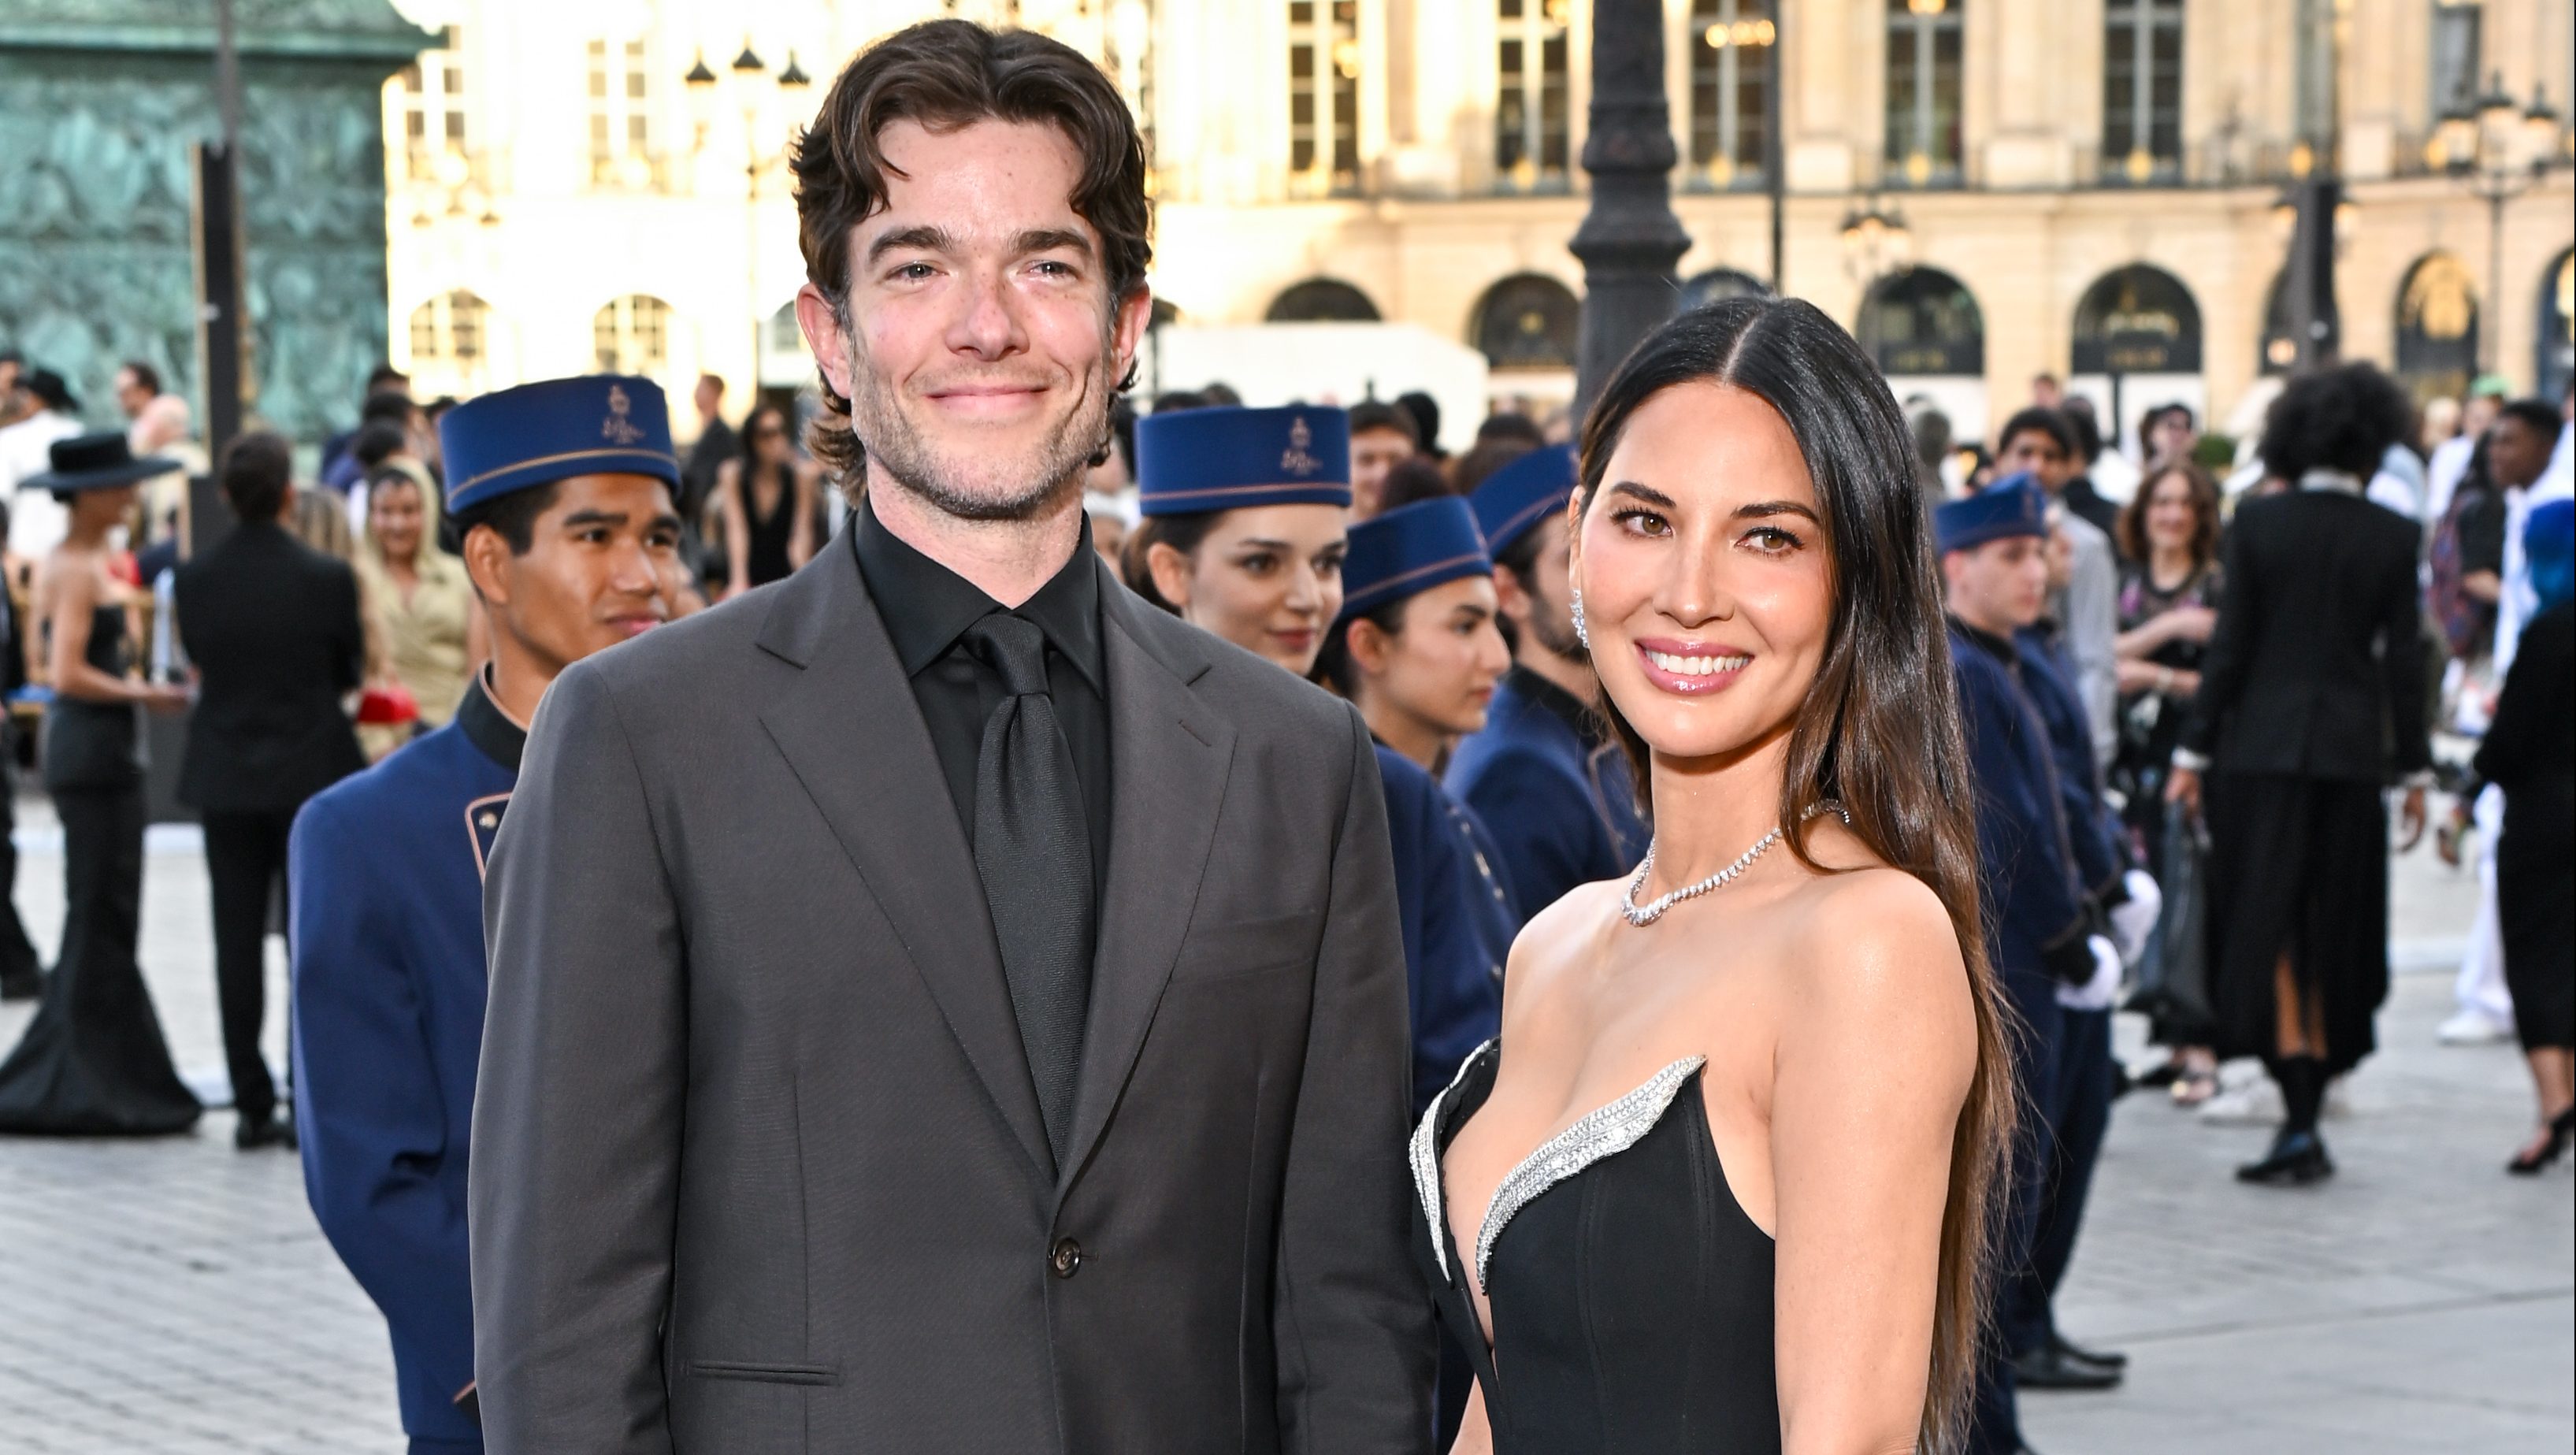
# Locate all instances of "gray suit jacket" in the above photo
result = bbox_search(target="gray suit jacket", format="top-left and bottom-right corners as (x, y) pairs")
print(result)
(470, 540), (1432, 1453)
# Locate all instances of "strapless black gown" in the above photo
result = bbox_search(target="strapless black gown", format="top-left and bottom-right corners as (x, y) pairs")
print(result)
(1412, 1040), (1779, 1453)
(0, 604), (199, 1134)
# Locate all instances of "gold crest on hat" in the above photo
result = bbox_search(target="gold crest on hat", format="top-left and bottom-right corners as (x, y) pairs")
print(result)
(602, 384), (646, 446)
(1280, 415), (1320, 477)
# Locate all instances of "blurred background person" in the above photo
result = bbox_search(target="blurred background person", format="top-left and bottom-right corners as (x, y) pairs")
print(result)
(2428, 377), (2511, 529)
(1126, 404), (1351, 677)
(1316, 496), (1510, 774)
(317, 365), (411, 493)
(2137, 403), (2199, 474)
(1083, 396), (1138, 566)
(677, 372), (736, 533)
(2474, 499), (2573, 1175)
(0, 433), (195, 1135)
(357, 457), (479, 758)
(1394, 388), (1445, 464)
(174, 431), (368, 1150)
(1346, 399), (1420, 521)
(1446, 443), (1646, 925)
(2062, 395), (2131, 530)
(1, 369), (86, 560)
(712, 396), (820, 597)
(2168, 363), (2430, 1187)
(1996, 406), (2119, 768)
(2113, 460), (2226, 1101)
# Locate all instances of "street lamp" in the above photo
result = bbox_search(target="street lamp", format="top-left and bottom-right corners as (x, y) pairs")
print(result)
(1838, 197), (1913, 284)
(2437, 71), (2563, 372)
(686, 40), (813, 388)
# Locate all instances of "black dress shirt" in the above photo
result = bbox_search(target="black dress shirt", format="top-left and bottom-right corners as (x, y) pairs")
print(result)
(1507, 664), (1603, 746)
(851, 501), (1114, 896)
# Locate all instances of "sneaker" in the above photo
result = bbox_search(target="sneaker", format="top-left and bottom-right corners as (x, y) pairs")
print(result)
(2437, 1009), (2515, 1045)
(2198, 1077), (2283, 1126)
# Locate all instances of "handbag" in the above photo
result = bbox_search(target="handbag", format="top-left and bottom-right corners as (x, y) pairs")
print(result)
(2125, 798), (2215, 1029)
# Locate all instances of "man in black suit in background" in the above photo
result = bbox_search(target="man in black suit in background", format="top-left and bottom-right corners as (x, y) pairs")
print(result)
(472, 20), (1431, 1453)
(175, 432), (366, 1149)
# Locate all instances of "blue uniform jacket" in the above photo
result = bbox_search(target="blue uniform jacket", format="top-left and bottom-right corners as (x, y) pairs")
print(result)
(2014, 626), (2126, 902)
(290, 676), (522, 1450)
(1444, 666), (1649, 927)
(1378, 744), (1516, 1115)
(1948, 622), (2088, 987)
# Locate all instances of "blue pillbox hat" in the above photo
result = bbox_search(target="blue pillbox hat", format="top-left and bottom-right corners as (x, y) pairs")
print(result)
(1936, 473), (2051, 554)
(1134, 404), (1353, 517)
(1338, 496), (1492, 622)
(1468, 444), (1576, 558)
(439, 374), (682, 514)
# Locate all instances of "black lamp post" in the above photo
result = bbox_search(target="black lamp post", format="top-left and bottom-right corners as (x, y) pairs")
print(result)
(2437, 71), (2563, 374)
(1569, 0), (1689, 418)
(687, 40), (811, 388)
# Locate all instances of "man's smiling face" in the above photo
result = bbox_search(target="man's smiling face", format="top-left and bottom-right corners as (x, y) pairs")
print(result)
(799, 117), (1150, 522)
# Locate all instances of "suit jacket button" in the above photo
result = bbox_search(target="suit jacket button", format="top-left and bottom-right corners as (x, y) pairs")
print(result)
(1050, 1237), (1083, 1279)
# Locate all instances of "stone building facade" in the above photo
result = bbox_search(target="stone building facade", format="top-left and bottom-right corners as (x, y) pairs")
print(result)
(386, 0), (2573, 446)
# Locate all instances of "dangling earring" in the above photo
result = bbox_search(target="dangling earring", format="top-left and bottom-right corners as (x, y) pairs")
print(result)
(1571, 585), (1590, 650)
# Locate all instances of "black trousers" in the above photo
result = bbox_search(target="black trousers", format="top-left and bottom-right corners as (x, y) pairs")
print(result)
(202, 807), (297, 1123)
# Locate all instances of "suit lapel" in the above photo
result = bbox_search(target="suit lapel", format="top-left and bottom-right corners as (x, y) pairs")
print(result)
(1061, 583), (1234, 1186)
(754, 547), (1052, 1178)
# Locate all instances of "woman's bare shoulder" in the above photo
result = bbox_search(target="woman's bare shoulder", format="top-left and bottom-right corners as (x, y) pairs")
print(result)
(1497, 880), (1616, 1015)
(1782, 860), (1970, 1020)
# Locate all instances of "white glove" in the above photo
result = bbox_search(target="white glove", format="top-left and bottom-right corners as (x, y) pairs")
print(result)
(2108, 868), (2162, 967)
(2057, 934), (2124, 1011)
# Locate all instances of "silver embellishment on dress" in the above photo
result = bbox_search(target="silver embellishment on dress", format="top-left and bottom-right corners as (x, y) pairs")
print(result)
(1472, 1056), (1707, 1286)
(1410, 1041), (1497, 1286)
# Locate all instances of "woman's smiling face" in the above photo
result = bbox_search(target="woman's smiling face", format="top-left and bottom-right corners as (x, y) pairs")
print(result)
(1575, 380), (1834, 766)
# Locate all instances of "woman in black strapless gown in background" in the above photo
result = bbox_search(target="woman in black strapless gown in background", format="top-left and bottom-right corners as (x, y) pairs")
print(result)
(1417, 301), (2013, 1453)
(0, 440), (197, 1135)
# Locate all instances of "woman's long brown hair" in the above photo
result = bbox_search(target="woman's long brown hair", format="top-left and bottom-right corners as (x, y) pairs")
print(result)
(1576, 296), (2014, 1453)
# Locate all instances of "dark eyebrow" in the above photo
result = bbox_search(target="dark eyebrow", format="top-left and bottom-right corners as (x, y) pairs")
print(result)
(1733, 499), (1823, 525)
(1605, 481), (1676, 509)
(1015, 228), (1094, 259)
(1229, 536), (1293, 551)
(866, 224), (959, 263)
(648, 511), (684, 533)
(559, 509), (629, 530)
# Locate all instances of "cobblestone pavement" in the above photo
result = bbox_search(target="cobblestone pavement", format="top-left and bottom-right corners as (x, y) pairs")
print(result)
(0, 802), (2567, 1453)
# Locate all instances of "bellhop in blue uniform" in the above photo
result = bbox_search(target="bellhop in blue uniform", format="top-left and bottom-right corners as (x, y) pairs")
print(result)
(1936, 477), (2098, 1455)
(289, 376), (684, 1453)
(1335, 497), (1519, 1115)
(1444, 444), (1648, 923)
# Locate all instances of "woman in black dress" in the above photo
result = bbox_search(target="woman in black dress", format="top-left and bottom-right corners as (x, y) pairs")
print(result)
(2110, 461), (2224, 1101)
(2474, 499), (2574, 1174)
(0, 434), (198, 1135)
(712, 399), (820, 596)
(1420, 299), (2011, 1453)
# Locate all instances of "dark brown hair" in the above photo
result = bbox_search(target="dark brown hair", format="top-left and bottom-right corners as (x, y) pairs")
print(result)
(790, 20), (1153, 488)
(1119, 511), (1220, 614)
(1576, 296), (2012, 1453)
(218, 430), (293, 521)
(2115, 459), (2221, 568)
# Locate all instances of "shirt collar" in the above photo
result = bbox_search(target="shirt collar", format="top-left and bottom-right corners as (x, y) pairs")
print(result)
(2298, 468), (2366, 496)
(456, 665), (526, 774)
(1506, 664), (1601, 745)
(850, 495), (1104, 693)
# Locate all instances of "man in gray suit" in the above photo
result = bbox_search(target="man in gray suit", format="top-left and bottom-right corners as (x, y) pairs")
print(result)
(470, 20), (1432, 1453)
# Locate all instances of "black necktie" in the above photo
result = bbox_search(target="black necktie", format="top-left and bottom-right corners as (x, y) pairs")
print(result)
(963, 612), (1094, 1165)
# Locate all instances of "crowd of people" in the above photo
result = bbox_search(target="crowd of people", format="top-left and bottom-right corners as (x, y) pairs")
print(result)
(0, 16), (2568, 1455)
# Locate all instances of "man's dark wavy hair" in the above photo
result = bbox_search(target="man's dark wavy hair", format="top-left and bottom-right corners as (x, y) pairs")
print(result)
(789, 20), (1153, 495)
(2259, 362), (2411, 481)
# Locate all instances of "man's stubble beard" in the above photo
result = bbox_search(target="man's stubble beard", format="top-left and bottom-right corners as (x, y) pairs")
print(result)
(1526, 570), (1587, 663)
(842, 330), (1117, 525)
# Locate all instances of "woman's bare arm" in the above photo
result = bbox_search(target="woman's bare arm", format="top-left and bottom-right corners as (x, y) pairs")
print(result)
(45, 560), (179, 710)
(715, 459), (748, 596)
(1769, 870), (1977, 1455)
(789, 462), (820, 570)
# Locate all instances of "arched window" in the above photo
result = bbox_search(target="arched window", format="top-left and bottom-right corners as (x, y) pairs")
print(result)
(2072, 265), (2201, 374)
(409, 289), (490, 370)
(594, 294), (673, 374)
(1857, 266), (1982, 376)
(1289, 1), (1360, 195)
(1472, 273), (1582, 371)
(1679, 267), (1768, 312)
(1496, 0), (1573, 191)
(2538, 247), (2573, 403)
(2102, 0), (2183, 183)
(2394, 252), (2478, 398)
(1884, 0), (1964, 186)
(1686, 0), (1773, 189)
(1266, 278), (1382, 322)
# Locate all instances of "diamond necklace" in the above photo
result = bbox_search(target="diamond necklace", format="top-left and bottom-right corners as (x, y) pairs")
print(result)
(1619, 802), (1847, 928)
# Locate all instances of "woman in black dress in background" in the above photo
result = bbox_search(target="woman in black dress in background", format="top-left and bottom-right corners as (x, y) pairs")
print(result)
(1418, 299), (2011, 1453)
(0, 434), (197, 1135)
(712, 398), (820, 596)
(2475, 499), (2574, 1174)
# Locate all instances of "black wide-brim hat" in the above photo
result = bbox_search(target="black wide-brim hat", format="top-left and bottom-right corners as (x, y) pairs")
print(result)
(20, 432), (179, 493)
